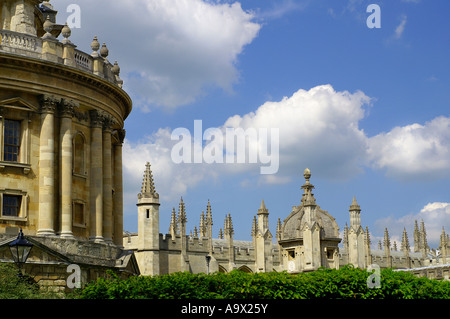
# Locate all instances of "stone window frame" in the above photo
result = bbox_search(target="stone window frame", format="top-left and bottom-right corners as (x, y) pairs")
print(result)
(0, 100), (34, 174)
(0, 189), (29, 222)
(72, 199), (87, 228)
(72, 131), (88, 178)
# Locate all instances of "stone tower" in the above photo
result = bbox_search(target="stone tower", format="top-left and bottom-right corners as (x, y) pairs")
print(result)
(347, 196), (366, 268)
(254, 200), (273, 272)
(136, 162), (160, 275)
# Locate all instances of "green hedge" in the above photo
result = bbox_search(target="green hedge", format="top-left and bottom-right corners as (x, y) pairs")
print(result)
(75, 265), (450, 299)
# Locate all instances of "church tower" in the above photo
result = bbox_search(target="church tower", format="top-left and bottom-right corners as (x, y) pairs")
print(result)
(347, 196), (366, 268)
(136, 162), (160, 275)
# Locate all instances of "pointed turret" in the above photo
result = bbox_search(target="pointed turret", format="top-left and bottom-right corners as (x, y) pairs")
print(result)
(138, 162), (159, 199)
(349, 196), (362, 229)
(199, 211), (206, 238)
(401, 228), (411, 268)
(136, 162), (160, 275)
(414, 220), (420, 252)
(169, 207), (178, 239)
(420, 219), (428, 257)
(205, 200), (213, 254)
(440, 227), (448, 264)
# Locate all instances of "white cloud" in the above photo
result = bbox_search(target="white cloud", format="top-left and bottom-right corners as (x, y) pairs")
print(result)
(121, 85), (372, 205)
(56, 0), (261, 110)
(374, 202), (450, 248)
(367, 116), (450, 180)
(394, 15), (407, 39)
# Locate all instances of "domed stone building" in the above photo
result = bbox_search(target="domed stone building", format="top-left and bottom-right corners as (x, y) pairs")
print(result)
(0, 0), (138, 291)
(277, 168), (341, 272)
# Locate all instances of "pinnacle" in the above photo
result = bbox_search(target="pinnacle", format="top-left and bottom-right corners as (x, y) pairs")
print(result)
(139, 162), (158, 199)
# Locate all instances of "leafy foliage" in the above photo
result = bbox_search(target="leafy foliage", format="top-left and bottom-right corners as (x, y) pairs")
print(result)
(0, 263), (59, 299)
(75, 265), (450, 299)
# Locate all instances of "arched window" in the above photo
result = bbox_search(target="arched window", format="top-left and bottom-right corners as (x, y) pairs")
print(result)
(73, 132), (86, 175)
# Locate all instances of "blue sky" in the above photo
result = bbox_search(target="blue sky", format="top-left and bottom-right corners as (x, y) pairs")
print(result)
(57, 0), (450, 248)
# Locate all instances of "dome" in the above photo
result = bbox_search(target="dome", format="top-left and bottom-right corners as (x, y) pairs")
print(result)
(281, 205), (340, 241)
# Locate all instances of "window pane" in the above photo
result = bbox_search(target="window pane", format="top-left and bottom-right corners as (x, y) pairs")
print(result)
(3, 195), (21, 217)
(3, 120), (21, 162)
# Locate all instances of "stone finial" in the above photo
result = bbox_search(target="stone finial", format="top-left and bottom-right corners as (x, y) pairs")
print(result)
(42, 16), (54, 39)
(303, 168), (311, 181)
(112, 61), (121, 76)
(61, 22), (72, 44)
(100, 43), (109, 62)
(301, 168), (316, 206)
(91, 36), (100, 57)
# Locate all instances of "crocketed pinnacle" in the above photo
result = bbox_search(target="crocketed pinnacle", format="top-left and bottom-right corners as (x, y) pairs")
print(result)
(139, 162), (159, 199)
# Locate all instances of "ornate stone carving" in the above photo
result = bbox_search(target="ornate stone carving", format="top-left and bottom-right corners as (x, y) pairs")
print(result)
(39, 94), (58, 113)
(59, 98), (77, 118)
(89, 109), (103, 128)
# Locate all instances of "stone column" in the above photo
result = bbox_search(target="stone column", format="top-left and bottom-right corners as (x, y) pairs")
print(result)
(113, 129), (125, 246)
(37, 95), (57, 236)
(102, 116), (113, 243)
(89, 110), (103, 242)
(59, 99), (75, 238)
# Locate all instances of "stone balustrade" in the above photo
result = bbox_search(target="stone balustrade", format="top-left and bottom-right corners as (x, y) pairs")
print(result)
(0, 27), (123, 88)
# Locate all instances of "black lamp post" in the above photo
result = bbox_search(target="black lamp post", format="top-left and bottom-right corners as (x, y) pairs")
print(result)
(9, 228), (33, 276)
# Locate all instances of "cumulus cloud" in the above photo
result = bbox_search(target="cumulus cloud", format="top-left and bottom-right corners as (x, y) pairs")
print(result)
(374, 202), (450, 248)
(56, 0), (261, 110)
(367, 116), (450, 180)
(121, 85), (372, 204)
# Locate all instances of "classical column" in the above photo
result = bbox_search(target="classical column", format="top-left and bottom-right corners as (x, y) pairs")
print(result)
(59, 99), (75, 238)
(102, 116), (113, 243)
(37, 95), (57, 236)
(89, 110), (103, 242)
(113, 129), (125, 246)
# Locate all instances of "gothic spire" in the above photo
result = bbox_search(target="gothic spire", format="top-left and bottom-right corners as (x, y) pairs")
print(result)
(169, 207), (178, 237)
(251, 215), (258, 238)
(178, 197), (187, 225)
(138, 162), (159, 199)
(401, 228), (410, 252)
(206, 200), (213, 226)
(276, 218), (282, 241)
(258, 199), (268, 215)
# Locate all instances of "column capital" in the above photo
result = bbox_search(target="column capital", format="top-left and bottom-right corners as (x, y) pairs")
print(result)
(59, 99), (78, 118)
(102, 114), (115, 132)
(39, 94), (59, 114)
(89, 109), (103, 128)
(115, 128), (126, 144)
